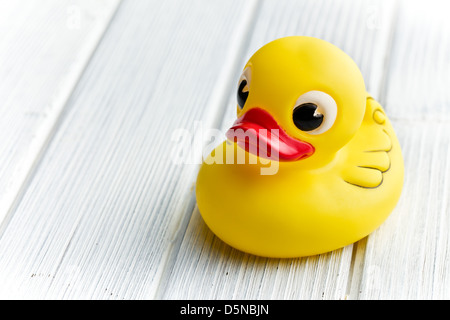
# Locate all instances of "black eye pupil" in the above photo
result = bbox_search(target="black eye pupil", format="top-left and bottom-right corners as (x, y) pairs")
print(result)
(237, 80), (249, 109)
(293, 103), (324, 131)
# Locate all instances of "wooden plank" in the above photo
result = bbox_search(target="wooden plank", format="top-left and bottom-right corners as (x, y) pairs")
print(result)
(382, 0), (450, 120)
(0, 0), (253, 299)
(0, 0), (121, 224)
(350, 0), (450, 299)
(161, 0), (398, 299)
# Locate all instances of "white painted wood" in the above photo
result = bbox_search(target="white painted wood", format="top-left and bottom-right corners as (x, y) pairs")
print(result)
(0, 0), (121, 225)
(161, 0), (398, 300)
(350, 0), (450, 299)
(0, 0), (251, 299)
(353, 121), (450, 299)
(383, 0), (450, 120)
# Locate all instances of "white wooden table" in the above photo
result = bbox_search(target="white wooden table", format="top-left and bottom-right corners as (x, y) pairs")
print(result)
(0, 0), (449, 300)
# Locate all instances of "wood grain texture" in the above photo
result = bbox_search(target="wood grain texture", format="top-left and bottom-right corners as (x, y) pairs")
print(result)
(0, 0), (120, 224)
(0, 0), (251, 299)
(161, 0), (398, 300)
(383, 0), (450, 120)
(352, 121), (450, 299)
(350, 0), (450, 299)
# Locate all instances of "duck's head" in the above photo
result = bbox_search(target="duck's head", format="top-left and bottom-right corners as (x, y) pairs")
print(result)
(226, 36), (366, 167)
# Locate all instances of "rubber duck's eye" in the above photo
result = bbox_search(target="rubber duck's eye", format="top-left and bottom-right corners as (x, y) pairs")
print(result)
(237, 79), (249, 109)
(292, 91), (337, 135)
(237, 67), (251, 109)
(293, 103), (323, 131)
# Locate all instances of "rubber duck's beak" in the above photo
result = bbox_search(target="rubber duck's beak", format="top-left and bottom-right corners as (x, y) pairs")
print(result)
(226, 108), (315, 161)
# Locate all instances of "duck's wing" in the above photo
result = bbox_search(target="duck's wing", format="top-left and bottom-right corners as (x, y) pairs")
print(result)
(340, 94), (392, 188)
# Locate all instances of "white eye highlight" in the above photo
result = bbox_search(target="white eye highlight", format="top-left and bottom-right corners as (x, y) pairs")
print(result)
(292, 91), (337, 135)
(238, 67), (252, 86)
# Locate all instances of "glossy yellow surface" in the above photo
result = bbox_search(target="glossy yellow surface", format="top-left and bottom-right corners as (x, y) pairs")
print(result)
(196, 36), (404, 258)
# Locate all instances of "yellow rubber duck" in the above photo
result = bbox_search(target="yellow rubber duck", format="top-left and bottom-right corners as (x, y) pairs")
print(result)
(196, 36), (404, 258)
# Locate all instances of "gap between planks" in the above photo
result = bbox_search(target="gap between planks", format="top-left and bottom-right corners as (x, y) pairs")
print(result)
(347, 0), (400, 299)
(152, 0), (262, 299)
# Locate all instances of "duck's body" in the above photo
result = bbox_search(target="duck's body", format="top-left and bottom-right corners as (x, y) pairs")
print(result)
(196, 37), (404, 258)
